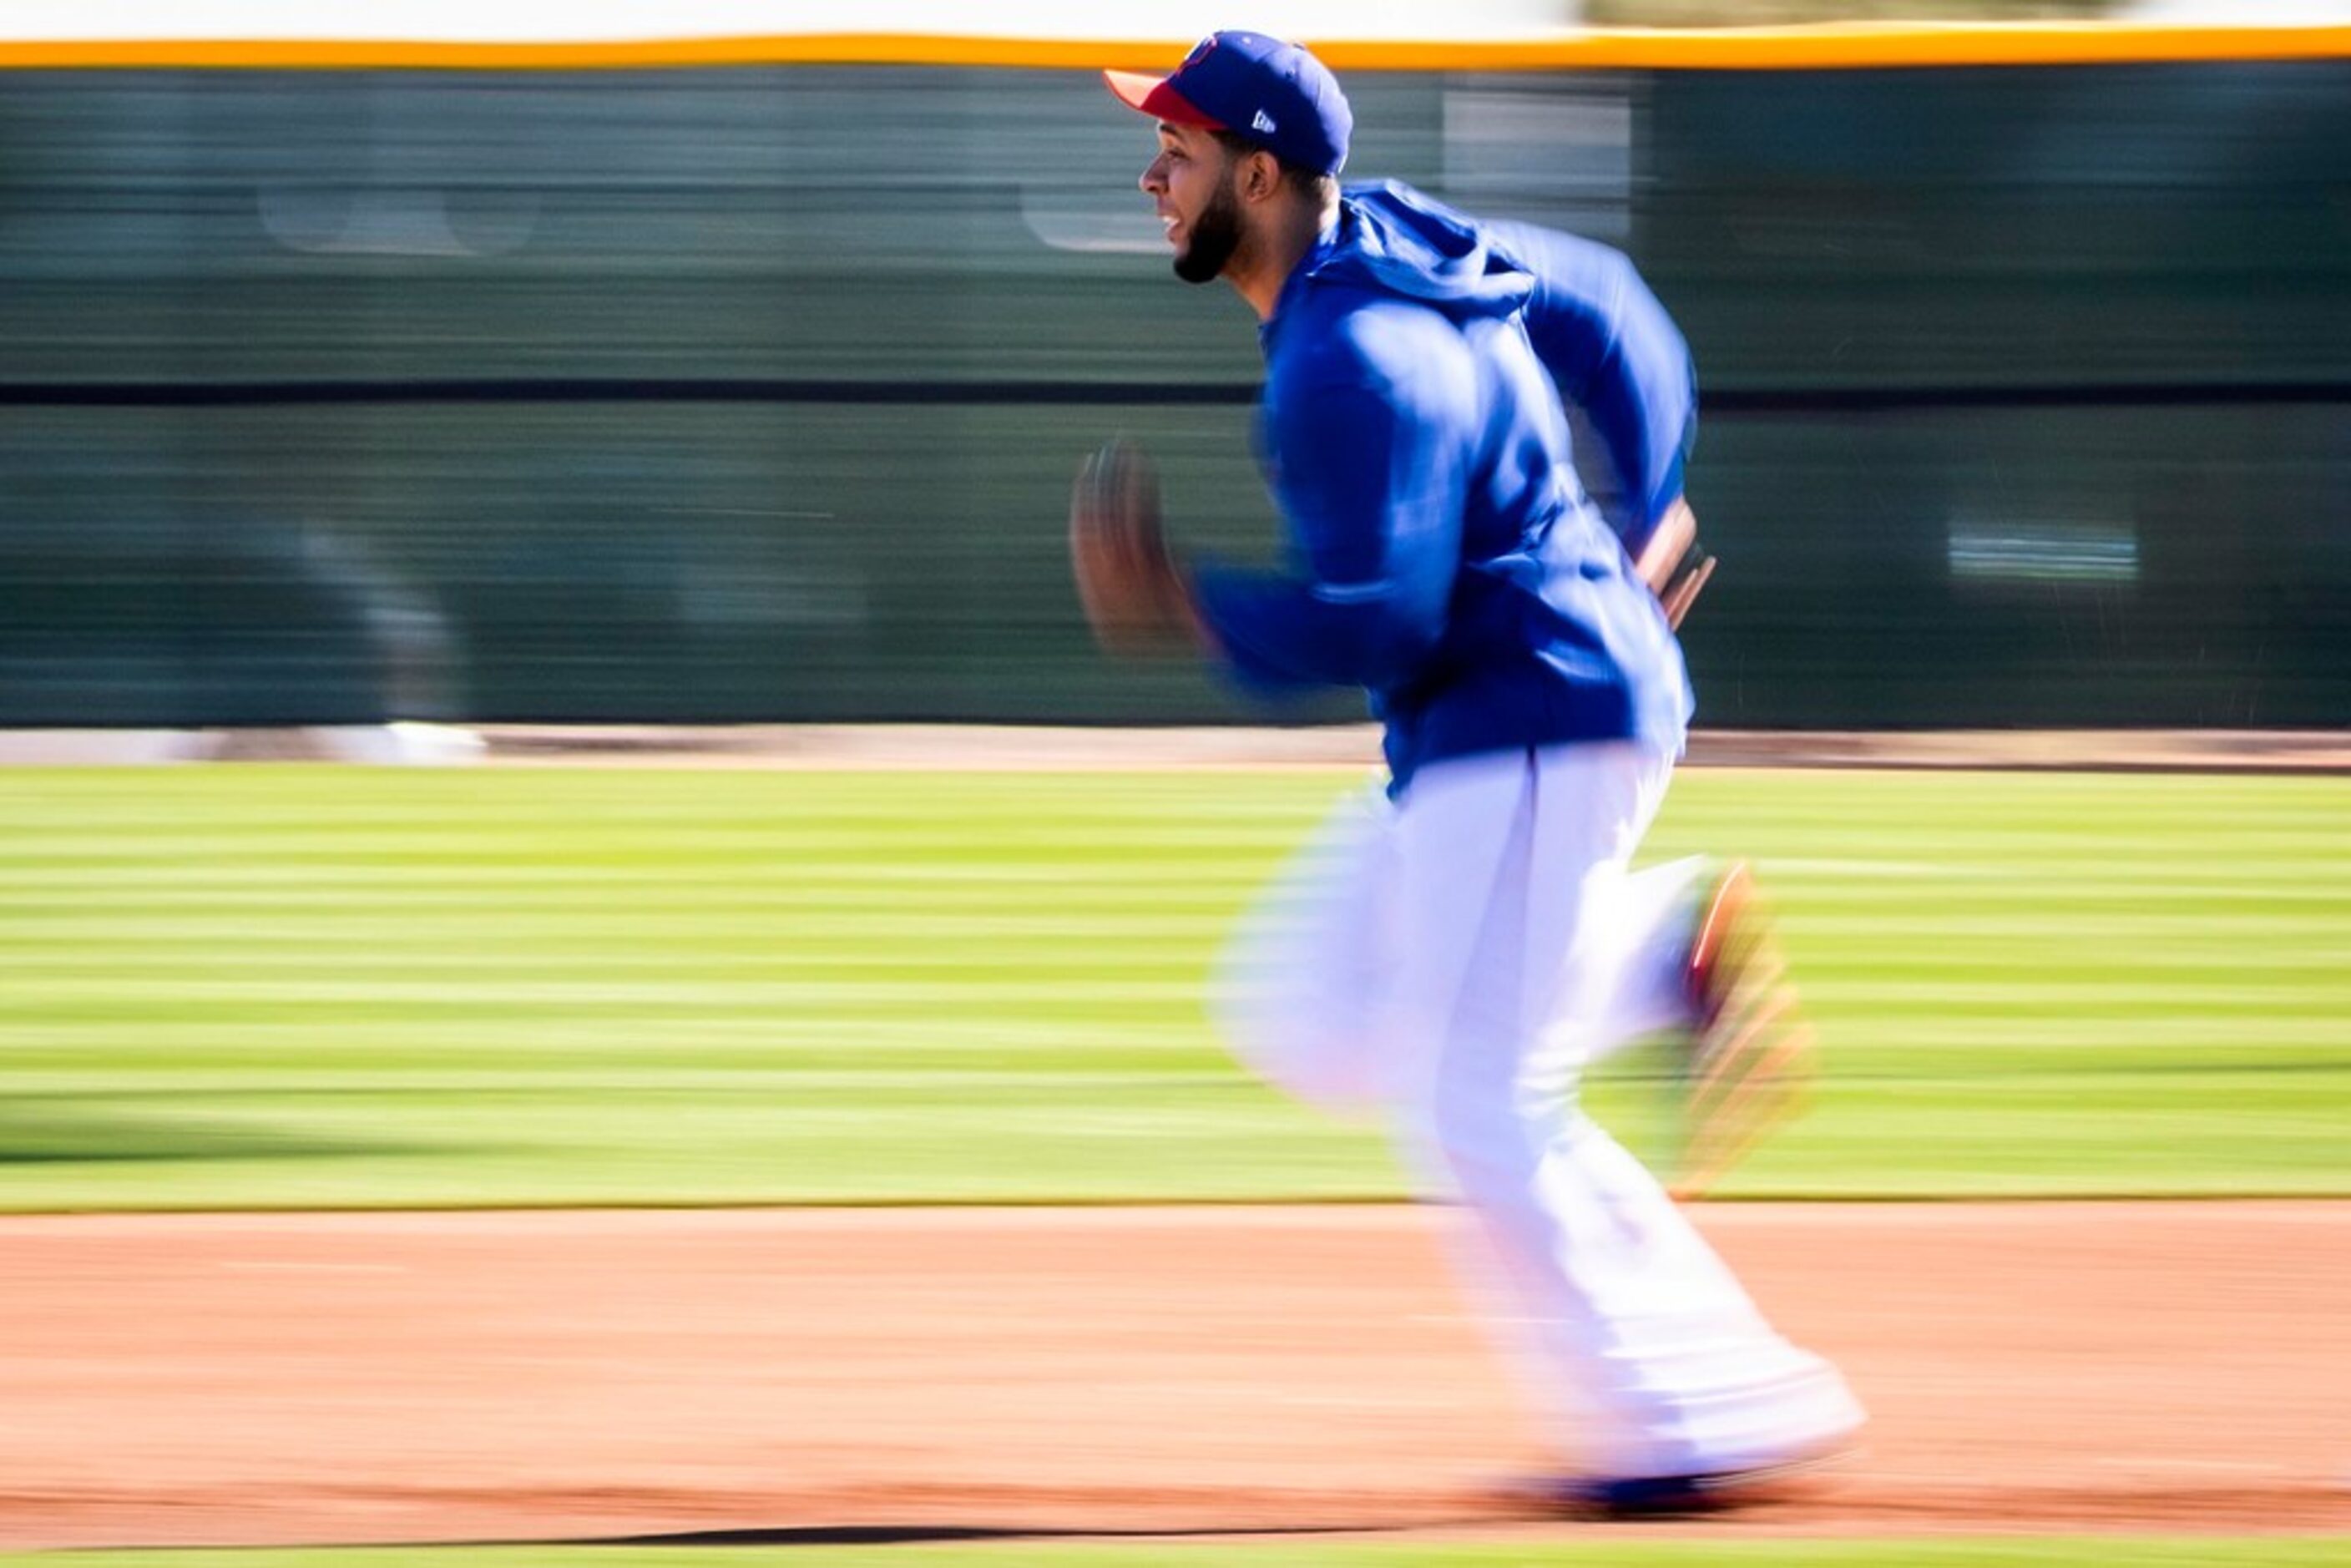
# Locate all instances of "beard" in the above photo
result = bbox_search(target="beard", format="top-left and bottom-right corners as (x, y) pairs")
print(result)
(1173, 178), (1245, 285)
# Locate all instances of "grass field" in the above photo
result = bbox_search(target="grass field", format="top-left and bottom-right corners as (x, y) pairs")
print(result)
(1, 764), (2343, 1211)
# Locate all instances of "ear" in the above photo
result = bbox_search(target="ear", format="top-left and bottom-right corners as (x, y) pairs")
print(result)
(1238, 148), (1282, 204)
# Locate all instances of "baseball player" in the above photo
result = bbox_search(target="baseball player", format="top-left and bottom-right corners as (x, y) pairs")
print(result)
(1069, 33), (1864, 1511)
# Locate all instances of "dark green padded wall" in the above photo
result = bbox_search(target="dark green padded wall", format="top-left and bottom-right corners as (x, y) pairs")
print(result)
(0, 63), (2343, 726)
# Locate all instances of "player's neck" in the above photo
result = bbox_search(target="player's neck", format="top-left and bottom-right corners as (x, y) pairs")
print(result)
(1229, 194), (1338, 322)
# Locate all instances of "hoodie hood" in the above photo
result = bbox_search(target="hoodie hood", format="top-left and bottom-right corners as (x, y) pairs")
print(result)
(1299, 180), (1535, 320)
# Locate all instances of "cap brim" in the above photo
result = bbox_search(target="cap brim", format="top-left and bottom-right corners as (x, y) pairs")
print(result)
(1101, 68), (1223, 130)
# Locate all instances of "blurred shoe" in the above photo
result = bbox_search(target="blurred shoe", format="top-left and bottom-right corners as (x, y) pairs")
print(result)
(1670, 861), (1818, 1199)
(1558, 1442), (1859, 1519)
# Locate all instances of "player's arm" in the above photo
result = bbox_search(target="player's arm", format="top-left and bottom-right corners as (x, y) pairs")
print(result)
(1482, 219), (1698, 564)
(1186, 348), (1469, 692)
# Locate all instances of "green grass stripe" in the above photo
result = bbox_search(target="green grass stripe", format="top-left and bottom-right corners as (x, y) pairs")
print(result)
(1, 766), (2344, 1209)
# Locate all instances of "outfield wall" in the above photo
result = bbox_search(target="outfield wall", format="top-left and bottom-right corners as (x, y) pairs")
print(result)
(2, 28), (2346, 728)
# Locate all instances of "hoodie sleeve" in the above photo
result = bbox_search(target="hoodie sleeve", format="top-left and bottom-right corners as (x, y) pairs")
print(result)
(1481, 220), (1696, 559)
(1189, 318), (1469, 695)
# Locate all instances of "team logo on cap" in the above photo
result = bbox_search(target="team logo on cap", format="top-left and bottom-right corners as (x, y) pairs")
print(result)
(1251, 109), (1278, 134)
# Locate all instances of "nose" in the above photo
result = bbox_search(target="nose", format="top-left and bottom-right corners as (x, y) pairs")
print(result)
(1140, 153), (1168, 195)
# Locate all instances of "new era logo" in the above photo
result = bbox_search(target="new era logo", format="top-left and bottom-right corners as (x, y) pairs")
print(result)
(1251, 109), (1278, 134)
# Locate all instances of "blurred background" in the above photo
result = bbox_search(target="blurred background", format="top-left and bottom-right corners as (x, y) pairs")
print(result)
(2, 20), (2346, 1545)
(2, 1), (2345, 738)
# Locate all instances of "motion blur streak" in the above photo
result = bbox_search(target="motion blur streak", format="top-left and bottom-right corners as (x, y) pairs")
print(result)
(0, 59), (2344, 729)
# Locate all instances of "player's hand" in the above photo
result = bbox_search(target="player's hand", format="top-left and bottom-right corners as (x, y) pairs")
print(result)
(1635, 497), (1716, 632)
(1069, 438), (1198, 655)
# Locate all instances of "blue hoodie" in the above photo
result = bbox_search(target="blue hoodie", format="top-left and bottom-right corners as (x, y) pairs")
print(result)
(1186, 181), (1696, 794)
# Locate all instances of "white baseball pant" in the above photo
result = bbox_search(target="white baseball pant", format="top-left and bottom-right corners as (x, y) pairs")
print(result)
(1212, 740), (1863, 1479)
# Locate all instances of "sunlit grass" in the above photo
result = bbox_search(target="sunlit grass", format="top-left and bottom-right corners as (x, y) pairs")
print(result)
(0, 765), (2343, 1209)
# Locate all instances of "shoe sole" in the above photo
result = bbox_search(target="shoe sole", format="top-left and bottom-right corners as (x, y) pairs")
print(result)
(1565, 1444), (1861, 1519)
(1672, 862), (1818, 1200)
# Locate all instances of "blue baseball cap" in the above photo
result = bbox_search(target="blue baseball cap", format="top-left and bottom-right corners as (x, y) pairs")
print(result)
(1105, 31), (1352, 178)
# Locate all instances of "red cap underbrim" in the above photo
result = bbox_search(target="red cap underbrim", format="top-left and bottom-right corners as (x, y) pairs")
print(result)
(1102, 68), (1225, 131)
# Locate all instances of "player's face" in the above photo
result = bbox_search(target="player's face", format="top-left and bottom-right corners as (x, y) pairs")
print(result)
(1140, 122), (1245, 285)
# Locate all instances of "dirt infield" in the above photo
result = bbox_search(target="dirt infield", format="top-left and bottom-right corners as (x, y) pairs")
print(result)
(476, 724), (2351, 772)
(5, 1201), (2347, 1550)
(8, 723), (2346, 771)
